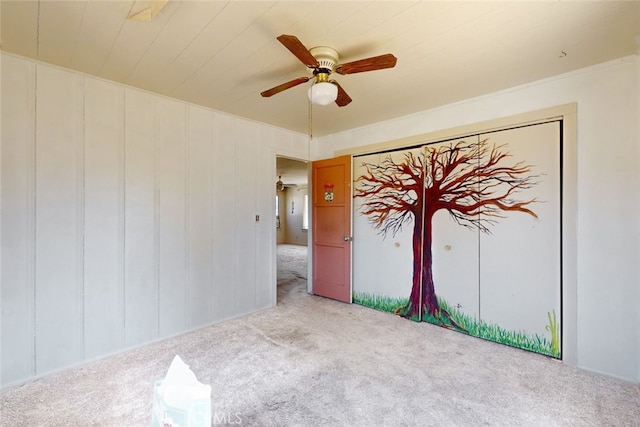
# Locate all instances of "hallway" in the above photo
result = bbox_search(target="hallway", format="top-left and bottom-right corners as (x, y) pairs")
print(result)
(277, 243), (308, 304)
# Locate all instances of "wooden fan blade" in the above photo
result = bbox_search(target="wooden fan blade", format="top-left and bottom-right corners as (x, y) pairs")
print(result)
(261, 77), (310, 97)
(334, 81), (352, 107)
(277, 34), (319, 68)
(336, 53), (397, 75)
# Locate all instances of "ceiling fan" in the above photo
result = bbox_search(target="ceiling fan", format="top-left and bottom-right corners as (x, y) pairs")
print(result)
(261, 34), (397, 107)
(276, 176), (300, 192)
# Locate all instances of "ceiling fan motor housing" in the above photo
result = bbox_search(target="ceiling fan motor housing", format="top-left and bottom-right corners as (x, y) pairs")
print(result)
(309, 46), (339, 73)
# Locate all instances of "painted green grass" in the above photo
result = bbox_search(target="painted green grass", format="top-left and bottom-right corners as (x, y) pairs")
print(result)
(353, 291), (560, 358)
(353, 292), (409, 314)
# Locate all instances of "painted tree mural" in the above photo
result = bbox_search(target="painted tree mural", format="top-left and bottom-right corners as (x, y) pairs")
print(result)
(354, 139), (539, 328)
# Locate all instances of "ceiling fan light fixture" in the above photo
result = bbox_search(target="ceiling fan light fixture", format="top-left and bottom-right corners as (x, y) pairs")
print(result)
(308, 81), (338, 106)
(262, 35), (396, 107)
(276, 176), (285, 192)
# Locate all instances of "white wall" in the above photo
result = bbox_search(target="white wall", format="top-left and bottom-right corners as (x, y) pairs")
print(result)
(276, 186), (309, 246)
(0, 53), (308, 387)
(314, 56), (640, 383)
(284, 187), (308, 246)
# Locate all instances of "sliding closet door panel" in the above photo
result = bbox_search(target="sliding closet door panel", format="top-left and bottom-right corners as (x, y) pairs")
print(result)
(479, 121), (561, 357)
(187, 106), (215, 328)
(235, 122), (258, 315)
(428, 138), (480, 324)
(353, 148), (424, 320)
(431, 209), (480, 321)
(124, 90), (158, 345)
(34, 65), (84, 374)
(212, 113), (237, 321)
(1, 56), (36, 385)
(157, 98), (188, 337)
(83, 79), (125, 358)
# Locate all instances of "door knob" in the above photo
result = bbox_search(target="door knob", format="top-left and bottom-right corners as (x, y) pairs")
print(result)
(343, 236), (352, 242)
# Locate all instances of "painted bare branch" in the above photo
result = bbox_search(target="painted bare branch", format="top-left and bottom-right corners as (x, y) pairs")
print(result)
(428, 139), (539, 233)
(354, 151), (424, 238)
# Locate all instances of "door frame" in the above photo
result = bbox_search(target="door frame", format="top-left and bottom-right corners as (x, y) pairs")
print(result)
(273, 154), (312, 300)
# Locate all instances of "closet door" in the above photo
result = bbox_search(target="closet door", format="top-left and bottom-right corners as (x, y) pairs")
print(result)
(352, 147), (424, 321)
(426, 138), (480, 328)
(478, 121), (561, 357)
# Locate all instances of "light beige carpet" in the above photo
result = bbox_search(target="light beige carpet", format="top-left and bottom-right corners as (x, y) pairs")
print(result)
(1, 244), (639, 426)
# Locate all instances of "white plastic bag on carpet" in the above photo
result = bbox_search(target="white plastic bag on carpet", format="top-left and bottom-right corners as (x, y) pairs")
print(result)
(152, 355), (211, 427)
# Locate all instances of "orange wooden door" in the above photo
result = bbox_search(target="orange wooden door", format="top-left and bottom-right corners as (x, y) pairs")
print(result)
(312, 155), (352, 302)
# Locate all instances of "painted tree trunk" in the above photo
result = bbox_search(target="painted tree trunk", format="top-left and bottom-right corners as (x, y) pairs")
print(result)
(398, 206), (445, 325)
(404, 211), (423, 321)
(421, 211), (440, 320)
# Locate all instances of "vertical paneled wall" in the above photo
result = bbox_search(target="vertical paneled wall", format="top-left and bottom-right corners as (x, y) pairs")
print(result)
(84, 77), (125, 359)
(255, 127), (277, 310)
(34, 65), (85, 374)
(157, 98), (188, 337)
(1, 55), (298, 387)
(235, 123), (258, 315)
(187, 106), (215, 328)
(211, 114), (237, 322)
(1, 55), (37, 384)
(124, 90), (157, 346)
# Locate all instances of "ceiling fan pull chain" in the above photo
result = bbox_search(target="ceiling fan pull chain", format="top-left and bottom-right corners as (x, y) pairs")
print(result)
(308, 94), (313, 159)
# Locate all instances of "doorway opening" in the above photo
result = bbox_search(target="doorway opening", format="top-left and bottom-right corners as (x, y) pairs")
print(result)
(276, 157), (309, 303)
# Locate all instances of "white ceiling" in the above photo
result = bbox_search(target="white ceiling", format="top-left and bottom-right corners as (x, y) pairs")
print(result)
(1, 0), (639, 139)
